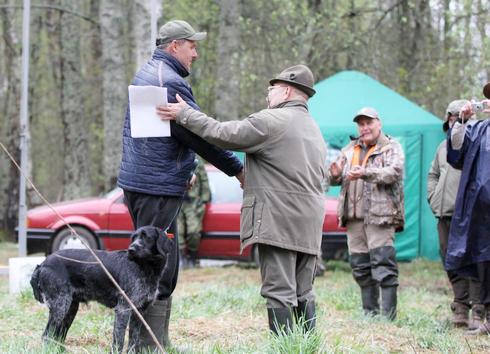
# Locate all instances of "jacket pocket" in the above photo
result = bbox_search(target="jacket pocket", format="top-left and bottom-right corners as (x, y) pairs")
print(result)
(240, 196), (255, 242)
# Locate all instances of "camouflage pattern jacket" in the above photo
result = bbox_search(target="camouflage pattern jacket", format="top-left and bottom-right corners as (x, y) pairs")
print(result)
(331, 133), (405, 230)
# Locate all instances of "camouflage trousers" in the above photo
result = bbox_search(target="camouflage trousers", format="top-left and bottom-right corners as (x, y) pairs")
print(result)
(177, 201), (206, 252)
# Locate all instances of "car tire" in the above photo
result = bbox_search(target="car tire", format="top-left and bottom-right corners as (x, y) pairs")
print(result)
(51, 226), (98, 254)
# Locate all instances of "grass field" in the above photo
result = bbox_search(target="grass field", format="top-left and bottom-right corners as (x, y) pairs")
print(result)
(0, 243), (489, 353)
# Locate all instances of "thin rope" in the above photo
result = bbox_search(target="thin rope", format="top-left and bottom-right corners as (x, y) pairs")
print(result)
(0, 141), (165, 354)
(53, 253), (100, 264)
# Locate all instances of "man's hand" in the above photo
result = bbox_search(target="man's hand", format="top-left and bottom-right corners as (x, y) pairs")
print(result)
(156, 94), (188, 121)
(236, 169), (245, 189)
(187, 174), (197, 190)
(347, 165), (365, 181)
(329, 158), (345, 178)
(460, 102), (474, 121)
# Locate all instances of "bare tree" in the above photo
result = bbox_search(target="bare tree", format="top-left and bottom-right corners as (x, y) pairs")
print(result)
(214, 0), (241, 121)
(132, 0), (161, 69)
(0, 8), (22, 232)
(59, 1), (91, 200)
(99, 0), (127, 190)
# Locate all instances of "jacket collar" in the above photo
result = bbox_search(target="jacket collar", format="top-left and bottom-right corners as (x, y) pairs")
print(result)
(271, 100), (308, 111)
(152, 48), (190, 78)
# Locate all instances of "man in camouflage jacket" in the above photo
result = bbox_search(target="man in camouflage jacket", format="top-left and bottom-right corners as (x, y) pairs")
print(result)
(178, 159), (211, 268)
(330, 107), (404, 320)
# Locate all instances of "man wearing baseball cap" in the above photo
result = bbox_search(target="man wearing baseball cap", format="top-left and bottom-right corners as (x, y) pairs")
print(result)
(329, 107), (405, 320)
(446, 84), (490, 335)
(428, 99), (484, 329)
(118, 20), (243, 351)
(157, 64), (327, 335)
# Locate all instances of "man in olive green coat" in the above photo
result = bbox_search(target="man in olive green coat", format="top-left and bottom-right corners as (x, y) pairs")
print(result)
(427, 99), (483, 329)
(157, 65), (327, 334)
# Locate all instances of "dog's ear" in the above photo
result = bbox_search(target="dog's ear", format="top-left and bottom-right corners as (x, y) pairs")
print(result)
(156, 229), (171, 256)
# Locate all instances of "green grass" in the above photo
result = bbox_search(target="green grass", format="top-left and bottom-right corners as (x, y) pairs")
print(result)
(0, 258), (489, 353)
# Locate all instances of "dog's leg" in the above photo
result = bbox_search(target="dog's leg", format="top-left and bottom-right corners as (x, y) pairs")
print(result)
(42, 295), (72, 345)
(112, 306), (131, 354)
(127, 309), (144, 352)
(58, 301), (79, 342)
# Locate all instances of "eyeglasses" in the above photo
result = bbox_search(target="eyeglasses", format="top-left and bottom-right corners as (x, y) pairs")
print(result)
(267, 85), (287, 93)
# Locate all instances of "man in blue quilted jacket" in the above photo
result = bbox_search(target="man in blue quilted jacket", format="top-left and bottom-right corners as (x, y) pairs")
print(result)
(117, 20), (243, 351)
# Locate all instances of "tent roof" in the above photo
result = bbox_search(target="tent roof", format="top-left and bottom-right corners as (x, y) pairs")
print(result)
(309, 71), (442, 136)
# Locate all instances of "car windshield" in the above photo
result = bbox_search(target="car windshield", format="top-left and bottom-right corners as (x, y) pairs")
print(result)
(208, 170), (243, 203)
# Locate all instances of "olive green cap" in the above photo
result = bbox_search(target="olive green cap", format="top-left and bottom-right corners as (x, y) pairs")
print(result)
(269, 65), (316, 97)
(157, 20), (206, 45)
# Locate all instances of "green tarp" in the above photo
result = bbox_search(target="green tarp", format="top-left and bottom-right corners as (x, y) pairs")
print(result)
(309, 71), (445, 260)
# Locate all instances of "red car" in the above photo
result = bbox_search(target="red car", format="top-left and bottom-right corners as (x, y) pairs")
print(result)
(25, 166), (347, 262)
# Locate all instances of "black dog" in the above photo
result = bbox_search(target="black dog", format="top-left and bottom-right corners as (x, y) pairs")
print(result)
(30, 226), (175, 353)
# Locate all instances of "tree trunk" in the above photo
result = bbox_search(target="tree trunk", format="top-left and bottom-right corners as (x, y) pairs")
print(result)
(99, 0), (127, 190)
(214, 0), (241, 121)
(0, 8), (22, 234)
(59, 1), (91, 200)
(133, 0), (161, 69)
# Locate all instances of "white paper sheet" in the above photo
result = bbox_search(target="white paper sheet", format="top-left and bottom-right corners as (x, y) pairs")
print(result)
(128, 85), (170, 138)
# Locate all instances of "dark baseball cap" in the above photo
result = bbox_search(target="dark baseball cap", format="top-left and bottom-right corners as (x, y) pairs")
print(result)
(157, 20), (206, 45)
(353, 107), (380, 122)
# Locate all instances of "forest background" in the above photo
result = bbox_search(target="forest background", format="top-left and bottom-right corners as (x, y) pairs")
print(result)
(1, 0), (489, 238)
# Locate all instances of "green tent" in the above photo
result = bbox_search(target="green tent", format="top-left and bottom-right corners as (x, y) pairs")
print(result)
(309, 70), (445, 261)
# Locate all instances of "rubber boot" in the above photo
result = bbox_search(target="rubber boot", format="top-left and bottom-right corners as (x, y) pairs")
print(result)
(135, 297), (172, 352)
(350, 253), (379, 316)
(294, 301), (316, 332)
(450, 302), (469, 327)
(467, 304), (490, 335)
(381, 286), (397, 320)
(361, 285), (380, 316)
(188, 250), (200, 268)
(468, 304), (485, 330)
(267, 307), (293, 335)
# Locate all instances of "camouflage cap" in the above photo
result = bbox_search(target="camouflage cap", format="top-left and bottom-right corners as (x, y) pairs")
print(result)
(353, 107), (380, 122)
(157, 20), (206, 46)
(269, 65), (316, 97)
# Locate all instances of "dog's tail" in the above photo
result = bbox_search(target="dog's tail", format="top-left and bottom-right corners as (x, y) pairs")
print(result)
(30, 265), (44, 303)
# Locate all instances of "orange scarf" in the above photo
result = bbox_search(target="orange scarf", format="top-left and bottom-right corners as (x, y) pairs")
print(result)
(351, 144), (376, 167)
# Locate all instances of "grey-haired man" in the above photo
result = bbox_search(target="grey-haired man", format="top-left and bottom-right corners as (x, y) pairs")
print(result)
(157, 65), (327, 335)
(329, 107), (405, 320)
(118, 20), (243, 350)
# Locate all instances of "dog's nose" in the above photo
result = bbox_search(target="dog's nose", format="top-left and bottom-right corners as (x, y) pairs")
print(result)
(128, 248), (137, 258)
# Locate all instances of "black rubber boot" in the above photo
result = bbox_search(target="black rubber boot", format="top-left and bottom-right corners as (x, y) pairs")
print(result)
(267, 307), (293, 335)
(468, 304), (490, 335)
(469, 304), (486, 330)
(350, 253), (380, 315)
(381, 286), (397, 320)
(135, 297), (172, 352)
(188, 250), (200, 268)
(294, 301), (316, 332)
(361, 285), (380, 316)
